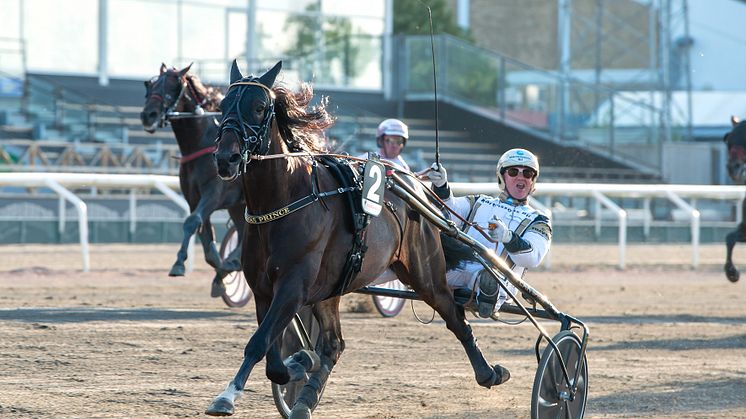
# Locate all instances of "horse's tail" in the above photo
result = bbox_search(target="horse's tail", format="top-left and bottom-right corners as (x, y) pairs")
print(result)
(441, 232), (478, 271)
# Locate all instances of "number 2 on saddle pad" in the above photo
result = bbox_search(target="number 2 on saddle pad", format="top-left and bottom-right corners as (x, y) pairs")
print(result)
(361, 153), (386, 217)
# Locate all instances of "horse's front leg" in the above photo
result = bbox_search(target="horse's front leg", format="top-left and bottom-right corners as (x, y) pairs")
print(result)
(169, 208), (203, 276)
(205, 268), (318, 416)
(725, 226), (742, 283)
(266, 306), (320, 385)
(289, 297), (344, 419)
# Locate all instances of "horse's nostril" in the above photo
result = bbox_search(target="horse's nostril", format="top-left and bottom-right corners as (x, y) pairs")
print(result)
(229, 154), (242, 164)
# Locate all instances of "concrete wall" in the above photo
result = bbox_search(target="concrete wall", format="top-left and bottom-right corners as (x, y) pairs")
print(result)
(662, 141), (729, 184)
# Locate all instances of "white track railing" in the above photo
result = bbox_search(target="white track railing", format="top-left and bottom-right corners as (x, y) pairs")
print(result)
(0, 173), (190, 272)
(0, 173), (744, 270)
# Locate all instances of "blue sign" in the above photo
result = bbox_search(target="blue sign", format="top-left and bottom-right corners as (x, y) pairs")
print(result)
(0, 77), (23, 97)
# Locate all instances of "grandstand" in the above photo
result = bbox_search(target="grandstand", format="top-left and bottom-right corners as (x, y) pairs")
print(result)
(1, 69), (656, 183)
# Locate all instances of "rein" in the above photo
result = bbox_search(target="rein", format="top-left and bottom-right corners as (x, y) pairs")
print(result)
(179, 146), (217, 164)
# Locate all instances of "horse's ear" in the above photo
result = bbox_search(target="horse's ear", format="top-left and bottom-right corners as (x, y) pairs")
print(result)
(732, 115), (741, 127)
(230, 60), (243, 84)
(179, 62), (193, 77)
(259, 61), (282, 88)
(160, 63), (168, 74)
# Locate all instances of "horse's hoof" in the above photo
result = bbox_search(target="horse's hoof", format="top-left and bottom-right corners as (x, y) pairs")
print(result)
(205, 397), (234, 416)
(211, 277), (226, 298)
(169, 264), (185, 277)
(477, 364), (511, 389)
(493, 364), (511, 385)
(289, 401), (312, 419)
(725, 264), (740, 283)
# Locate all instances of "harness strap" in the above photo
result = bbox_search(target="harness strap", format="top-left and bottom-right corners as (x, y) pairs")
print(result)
(244, 185), (356, 224)
(244, 161), (356, 224)
(461, 195), (483, 233)
(385, 201), (405, 259)
(179, 146), (217, 164)
(320, 156), (371, 296)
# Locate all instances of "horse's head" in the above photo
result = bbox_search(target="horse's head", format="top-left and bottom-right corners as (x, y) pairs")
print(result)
(725, 116), (746, 183)
(214, 60), (282, 181)
(140, 63), (192, 133)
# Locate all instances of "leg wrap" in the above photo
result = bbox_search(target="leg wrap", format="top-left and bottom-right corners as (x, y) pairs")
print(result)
(296, 365), (331, 409)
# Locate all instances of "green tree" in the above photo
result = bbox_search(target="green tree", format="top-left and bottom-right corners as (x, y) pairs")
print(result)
(393, 0), (471, 40)
(282, 3), (374, 85)
(395, 0), (497, 107)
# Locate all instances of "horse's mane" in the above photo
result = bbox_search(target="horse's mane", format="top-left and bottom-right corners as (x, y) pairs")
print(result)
(184, 73), (223, 113)
(272, 83), (335, 154)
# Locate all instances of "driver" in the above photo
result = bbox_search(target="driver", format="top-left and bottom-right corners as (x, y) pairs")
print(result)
(427, 148), (552, 318)
(359, 118), (410, 171)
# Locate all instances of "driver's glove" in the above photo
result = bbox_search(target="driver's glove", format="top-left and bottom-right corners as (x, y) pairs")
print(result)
(427, 163), (448, 187)
(488, 215), (513, 243)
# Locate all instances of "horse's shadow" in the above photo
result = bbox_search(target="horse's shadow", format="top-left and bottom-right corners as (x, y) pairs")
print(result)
(0, 307), (237, 323)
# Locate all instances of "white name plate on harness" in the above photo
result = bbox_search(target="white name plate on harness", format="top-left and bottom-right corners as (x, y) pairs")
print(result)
(361, 153), (386, 217)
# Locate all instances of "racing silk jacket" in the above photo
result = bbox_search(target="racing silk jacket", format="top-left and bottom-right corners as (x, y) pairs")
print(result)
(442, 191), (552, 279)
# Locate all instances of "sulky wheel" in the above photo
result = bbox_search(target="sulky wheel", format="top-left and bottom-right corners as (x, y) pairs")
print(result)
(531, 330), (588, 419)
(218, 226), (252, 308)
(272, 307), (321, 418)
(371, 280), (407, 317)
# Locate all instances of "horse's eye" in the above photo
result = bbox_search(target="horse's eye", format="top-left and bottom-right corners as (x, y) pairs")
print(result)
(256, 105), (266, 113)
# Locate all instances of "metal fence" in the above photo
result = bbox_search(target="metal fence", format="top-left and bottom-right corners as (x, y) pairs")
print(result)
(1, 172), (742, 271)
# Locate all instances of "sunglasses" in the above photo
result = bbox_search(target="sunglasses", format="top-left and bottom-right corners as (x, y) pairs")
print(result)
(384, 137), (405, 145)
(505, 167), (537, 179)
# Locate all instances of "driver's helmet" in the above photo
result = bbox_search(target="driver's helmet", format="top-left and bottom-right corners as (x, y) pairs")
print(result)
(376, 118), (409, 147)
(496, 148), (540, 193)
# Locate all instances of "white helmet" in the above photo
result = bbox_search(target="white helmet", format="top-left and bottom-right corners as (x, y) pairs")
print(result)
(376, 118), (409, 147)
(496, 148), (540, 192)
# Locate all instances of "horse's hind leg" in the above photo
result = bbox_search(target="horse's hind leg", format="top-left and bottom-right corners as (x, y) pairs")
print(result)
(222, 205), (245, 273)
(289, 297), (344, 419)
(195, 206), (223, 271)
(725, 227), (742, 283)
(395, 259), (509, 389)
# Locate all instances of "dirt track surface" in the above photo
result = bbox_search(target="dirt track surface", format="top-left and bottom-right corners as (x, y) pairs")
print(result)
(1, 243), (745, 418)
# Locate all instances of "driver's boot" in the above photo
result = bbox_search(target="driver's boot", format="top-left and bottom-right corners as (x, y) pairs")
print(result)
(477, 271), (499, 318)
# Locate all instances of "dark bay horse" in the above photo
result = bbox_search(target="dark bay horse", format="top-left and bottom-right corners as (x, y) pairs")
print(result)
(724, 115), (746, 283)
(140, 63), (246, 295)
(205, 60), (509, 417)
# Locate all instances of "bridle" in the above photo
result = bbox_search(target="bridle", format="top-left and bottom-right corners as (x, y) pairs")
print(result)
(145, 71), (217, 128)
(217, 78), (276, 175)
